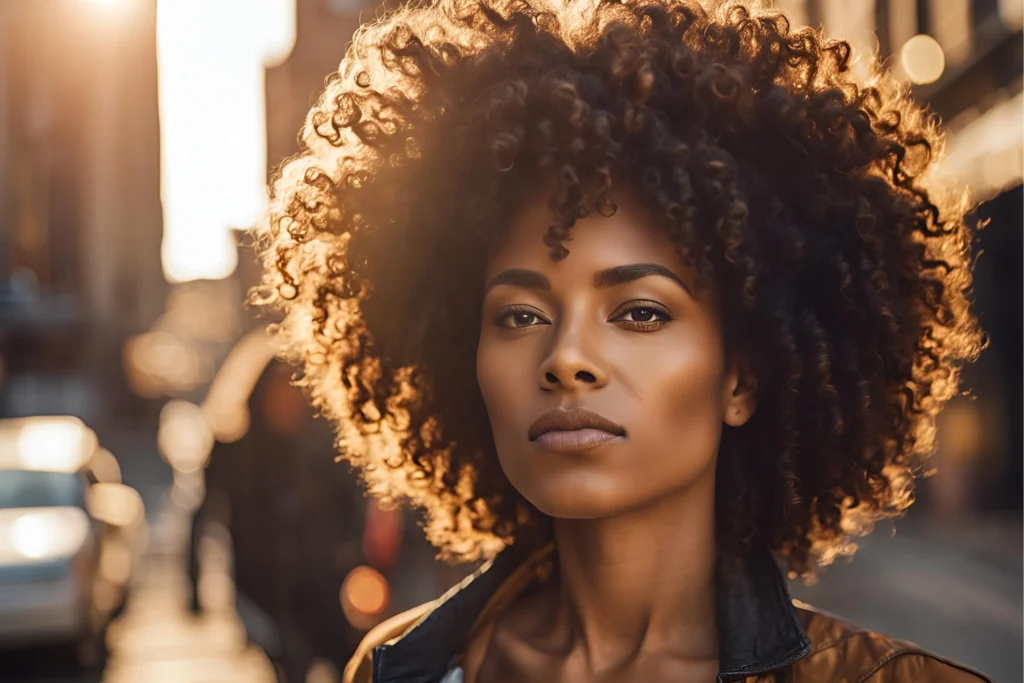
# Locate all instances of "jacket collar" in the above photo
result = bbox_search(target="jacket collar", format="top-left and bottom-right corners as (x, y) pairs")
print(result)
(371, 541), (811, 683)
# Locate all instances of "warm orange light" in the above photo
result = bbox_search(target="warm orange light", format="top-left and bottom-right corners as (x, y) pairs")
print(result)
(305, 658), (341, 683)
(202, 329), (279, 443)
(341, 566), (390, 628)
(900, 34), (946, 85)
(938, 400), (985, 464)
(123, 330), (208, 397)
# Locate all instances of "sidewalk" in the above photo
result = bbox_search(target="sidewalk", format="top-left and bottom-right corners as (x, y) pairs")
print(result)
(101, 492), (277, 683)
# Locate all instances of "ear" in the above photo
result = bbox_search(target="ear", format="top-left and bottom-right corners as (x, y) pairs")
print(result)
(722, 358), (757, 428)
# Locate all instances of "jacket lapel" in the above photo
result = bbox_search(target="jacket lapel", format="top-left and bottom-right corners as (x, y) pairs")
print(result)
(372, 542), (810, 683)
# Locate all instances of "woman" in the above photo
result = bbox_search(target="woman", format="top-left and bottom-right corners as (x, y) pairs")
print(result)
(254, 0), (990, 680)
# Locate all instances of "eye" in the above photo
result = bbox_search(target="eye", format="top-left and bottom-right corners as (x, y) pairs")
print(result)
(495, 305), (549, 329)
(610, 301), (673, 331)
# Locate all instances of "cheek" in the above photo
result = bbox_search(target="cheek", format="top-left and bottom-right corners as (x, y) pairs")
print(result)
(626, 333), (727, 473)
(475, 347), (497, 417)
(476, 336), (526, 435)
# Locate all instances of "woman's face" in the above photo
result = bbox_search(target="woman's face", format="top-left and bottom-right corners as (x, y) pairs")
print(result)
(476, 189), (755, 519)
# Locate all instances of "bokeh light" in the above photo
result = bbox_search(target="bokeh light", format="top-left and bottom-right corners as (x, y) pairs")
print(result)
(89, 447), (123, 484)
(87, 482), (146, 528)
(157, 399), (215, 474)
(11, 515), (50, 559)
(900, 34), (946, 85)
(0, 417), (99, 473)
(123, 330), (209, 398)
(0, 507), (92, 564)
(340, 566), (390, 630)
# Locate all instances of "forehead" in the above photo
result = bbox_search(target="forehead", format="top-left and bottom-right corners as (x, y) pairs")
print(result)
(485, 189), (691, 283)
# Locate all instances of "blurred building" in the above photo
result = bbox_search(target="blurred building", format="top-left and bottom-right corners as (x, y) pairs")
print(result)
(264, 0), (383, 204)
(772, 1), (1024, 513)
(263, 0), (414, 186)
(0, 0), (167, 428)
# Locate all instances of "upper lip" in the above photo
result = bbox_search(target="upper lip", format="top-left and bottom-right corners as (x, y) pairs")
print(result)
(527, 407), (626, 441)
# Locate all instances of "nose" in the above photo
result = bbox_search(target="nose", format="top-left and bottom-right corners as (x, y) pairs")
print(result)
(537, 323), (609, 392)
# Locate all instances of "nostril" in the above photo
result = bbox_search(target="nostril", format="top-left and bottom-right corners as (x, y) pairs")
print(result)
(543, 370), (598, 386)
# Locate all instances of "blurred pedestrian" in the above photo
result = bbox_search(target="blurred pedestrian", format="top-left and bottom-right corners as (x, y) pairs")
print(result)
(191, 357), (368, 681)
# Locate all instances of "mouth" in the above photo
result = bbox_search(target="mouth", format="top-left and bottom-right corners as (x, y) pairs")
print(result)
(527, 407), (626, 453)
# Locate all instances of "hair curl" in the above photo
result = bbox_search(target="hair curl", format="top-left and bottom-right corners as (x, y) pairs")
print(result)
(254, 0), (984, 576)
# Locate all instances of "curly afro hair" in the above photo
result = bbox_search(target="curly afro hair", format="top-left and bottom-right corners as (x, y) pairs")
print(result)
(254, 0), (984, 576)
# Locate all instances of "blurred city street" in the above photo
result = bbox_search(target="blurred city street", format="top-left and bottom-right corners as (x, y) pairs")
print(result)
(96, 502), (277, 683)
(0, 0), (1021, 682)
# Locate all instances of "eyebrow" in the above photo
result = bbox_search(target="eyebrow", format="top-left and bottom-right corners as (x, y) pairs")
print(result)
(484, 263), (693, 297)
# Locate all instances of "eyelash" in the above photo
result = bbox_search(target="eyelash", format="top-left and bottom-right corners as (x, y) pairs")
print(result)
(494, 301), (673, 331)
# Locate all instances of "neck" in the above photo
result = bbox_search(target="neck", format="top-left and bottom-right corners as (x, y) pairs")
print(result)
(547, 473), (719, 673)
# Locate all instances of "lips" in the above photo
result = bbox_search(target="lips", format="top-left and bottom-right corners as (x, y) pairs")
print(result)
(528, 407), (626, 453)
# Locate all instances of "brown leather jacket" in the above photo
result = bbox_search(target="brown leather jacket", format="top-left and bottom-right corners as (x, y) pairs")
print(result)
(344, 542), (993, 683)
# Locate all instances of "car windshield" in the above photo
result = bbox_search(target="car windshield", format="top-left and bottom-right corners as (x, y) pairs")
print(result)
(0, 470), (86, 509)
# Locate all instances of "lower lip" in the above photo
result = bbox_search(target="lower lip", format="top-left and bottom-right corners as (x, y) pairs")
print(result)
(532, 429), (622, 453)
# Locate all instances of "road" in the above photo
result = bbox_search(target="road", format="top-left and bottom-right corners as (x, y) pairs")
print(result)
(788, 513), (1022, 683)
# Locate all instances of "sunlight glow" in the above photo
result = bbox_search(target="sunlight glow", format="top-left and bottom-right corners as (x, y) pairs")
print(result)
(156, 0), (296, 283)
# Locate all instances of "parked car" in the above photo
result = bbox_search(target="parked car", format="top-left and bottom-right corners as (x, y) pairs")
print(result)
(0, 416), (145, 671)
(191, 331), (464, 683)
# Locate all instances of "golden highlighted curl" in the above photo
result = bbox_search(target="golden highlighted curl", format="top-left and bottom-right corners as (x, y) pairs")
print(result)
(253, 0), (983, 576)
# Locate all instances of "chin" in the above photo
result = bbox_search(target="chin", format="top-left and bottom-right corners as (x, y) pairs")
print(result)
(507, 466), (641, 520)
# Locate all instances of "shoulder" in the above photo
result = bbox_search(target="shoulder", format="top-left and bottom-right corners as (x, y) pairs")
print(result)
(793, 601), (993, 683)
(342, 601), (435, 683)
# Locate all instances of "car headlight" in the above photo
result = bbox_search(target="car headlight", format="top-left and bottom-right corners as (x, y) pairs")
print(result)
(0, 507), (91, 565)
